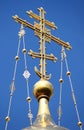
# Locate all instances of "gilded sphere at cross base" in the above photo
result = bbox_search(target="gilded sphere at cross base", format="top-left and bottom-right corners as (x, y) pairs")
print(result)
(33, 79), (54, 100)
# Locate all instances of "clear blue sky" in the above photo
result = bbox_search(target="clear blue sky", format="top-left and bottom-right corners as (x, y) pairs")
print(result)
(0, 0), (84, 130)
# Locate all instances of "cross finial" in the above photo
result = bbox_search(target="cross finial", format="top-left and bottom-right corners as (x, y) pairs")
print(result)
(12, 7), (72, 80)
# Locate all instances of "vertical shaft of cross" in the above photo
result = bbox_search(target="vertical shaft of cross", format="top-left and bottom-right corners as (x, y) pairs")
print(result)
(39, 8), (46, 79)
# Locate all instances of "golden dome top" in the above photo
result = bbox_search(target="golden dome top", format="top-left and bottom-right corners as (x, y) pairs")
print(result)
(33, 79), (54, 101)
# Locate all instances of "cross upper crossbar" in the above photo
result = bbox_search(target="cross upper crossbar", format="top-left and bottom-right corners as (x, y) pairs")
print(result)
(12, 15), (72, 49)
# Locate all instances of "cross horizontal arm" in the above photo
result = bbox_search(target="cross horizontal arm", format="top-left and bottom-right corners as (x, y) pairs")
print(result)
(26, 10), (57, 29)
(12, 15), (72, 50)
(28, 49), (57, 62)
(50, 35), (72, 50)
(12, 15), (34, 30)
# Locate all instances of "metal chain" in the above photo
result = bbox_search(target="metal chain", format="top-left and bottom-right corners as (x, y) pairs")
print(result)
(22, 25), (33, 125)
(5, 27), (21, 130)
(58, 47), (64, 126)
(63, 47), (82, 130)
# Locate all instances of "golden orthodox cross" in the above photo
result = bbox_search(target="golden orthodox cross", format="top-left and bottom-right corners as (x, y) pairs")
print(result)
(12, 7), (72, 80)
